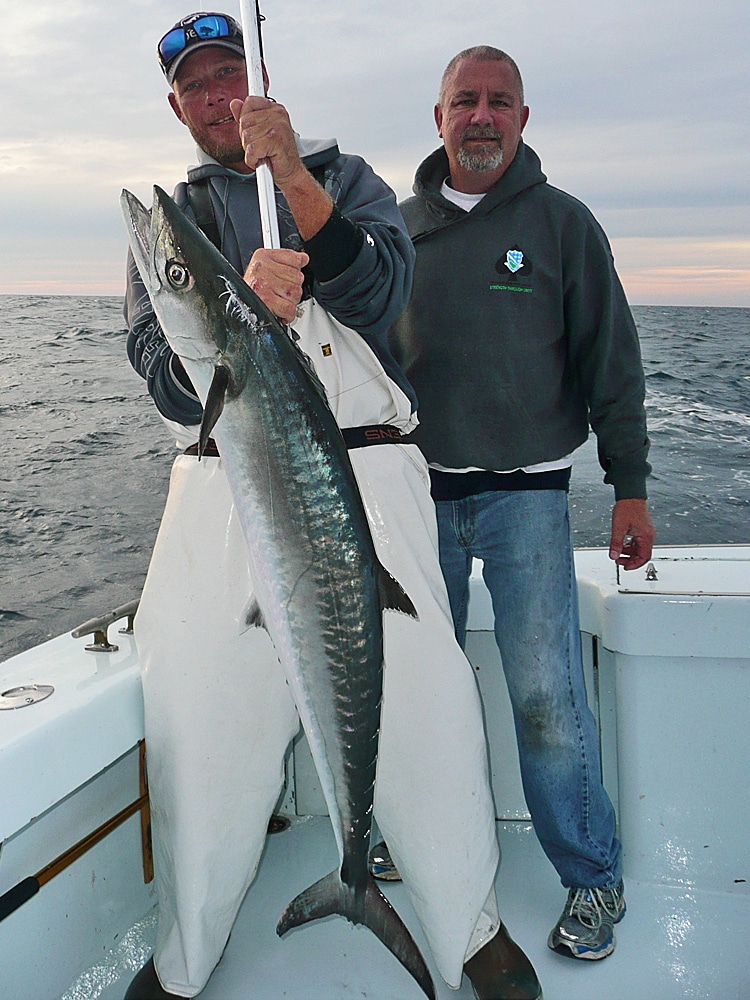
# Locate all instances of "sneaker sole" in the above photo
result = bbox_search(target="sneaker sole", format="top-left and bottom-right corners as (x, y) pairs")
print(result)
(369, 866), (402, 882)
(548, 936), (616, 960)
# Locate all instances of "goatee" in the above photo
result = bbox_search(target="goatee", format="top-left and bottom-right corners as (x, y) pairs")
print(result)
(457, 127), (504, 173)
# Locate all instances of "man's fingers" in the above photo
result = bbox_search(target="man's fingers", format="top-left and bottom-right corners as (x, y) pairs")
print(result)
(231, 97), (300, 179)
(243, 250), (309, 322)
(609, 498), (656, 570)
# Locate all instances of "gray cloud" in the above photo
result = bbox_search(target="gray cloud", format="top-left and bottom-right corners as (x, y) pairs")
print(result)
(1, 0), (748, 303)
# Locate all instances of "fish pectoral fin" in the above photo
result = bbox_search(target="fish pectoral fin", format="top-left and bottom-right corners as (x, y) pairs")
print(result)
(198, 364), (231, 458)
(277, 870), (435, 1000)
(377, 565), (419, 621)
(240, 597), (267, 634)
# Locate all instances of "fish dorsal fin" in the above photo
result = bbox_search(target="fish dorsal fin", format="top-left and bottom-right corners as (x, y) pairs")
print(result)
(377, 565), (419, 620)
(199, 364), (230, 458)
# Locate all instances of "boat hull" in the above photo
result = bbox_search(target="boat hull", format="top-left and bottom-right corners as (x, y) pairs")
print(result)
(2, 545), (748, 999)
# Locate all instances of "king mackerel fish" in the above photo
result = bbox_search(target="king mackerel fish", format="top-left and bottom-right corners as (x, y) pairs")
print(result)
(121, 186), (435, 1000)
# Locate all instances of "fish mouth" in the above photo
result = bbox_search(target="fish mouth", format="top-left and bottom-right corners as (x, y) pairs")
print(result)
(120, 188), (154, 285)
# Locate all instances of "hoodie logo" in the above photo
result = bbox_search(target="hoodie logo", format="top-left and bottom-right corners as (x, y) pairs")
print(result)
(490, 245), (534, 293)
(505, 249), (524, 273)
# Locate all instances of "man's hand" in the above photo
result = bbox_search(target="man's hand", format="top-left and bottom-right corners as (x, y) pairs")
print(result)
(244, 249), (309, 324)
(609, 498), (656, 571)
(229, 96), (333, 241)
(230, 96), (306, 188)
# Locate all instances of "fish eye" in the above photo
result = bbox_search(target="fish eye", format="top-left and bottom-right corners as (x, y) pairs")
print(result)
(165, 259), (191, 289)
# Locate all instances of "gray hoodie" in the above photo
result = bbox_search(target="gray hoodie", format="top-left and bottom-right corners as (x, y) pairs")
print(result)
(126, 139), (416, 426)
(389, 142), (650, 500)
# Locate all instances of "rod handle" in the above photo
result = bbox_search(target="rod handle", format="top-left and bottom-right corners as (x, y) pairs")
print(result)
(0, 876), (40, 922)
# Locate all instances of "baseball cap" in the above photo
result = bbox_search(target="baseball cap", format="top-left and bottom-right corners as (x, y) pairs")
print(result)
(158, 12), (246, 84)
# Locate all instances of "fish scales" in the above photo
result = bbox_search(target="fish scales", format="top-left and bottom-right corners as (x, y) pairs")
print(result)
(216, 316), (382, 848)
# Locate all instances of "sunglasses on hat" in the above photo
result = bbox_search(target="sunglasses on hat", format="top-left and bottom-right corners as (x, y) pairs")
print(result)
(158, 13), (246, 79)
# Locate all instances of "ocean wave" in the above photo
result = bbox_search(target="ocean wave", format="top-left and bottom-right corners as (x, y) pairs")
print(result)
(3, 298), (749, 661)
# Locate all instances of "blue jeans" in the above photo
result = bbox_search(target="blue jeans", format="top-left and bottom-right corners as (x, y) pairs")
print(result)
(436, 489), (622, 889)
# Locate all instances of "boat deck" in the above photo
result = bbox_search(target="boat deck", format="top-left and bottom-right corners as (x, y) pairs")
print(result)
(90, 813), (748, 1000)
(8, 547), (747, 999)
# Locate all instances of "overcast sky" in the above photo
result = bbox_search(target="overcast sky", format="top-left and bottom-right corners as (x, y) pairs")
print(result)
(1, 0), (748, 305)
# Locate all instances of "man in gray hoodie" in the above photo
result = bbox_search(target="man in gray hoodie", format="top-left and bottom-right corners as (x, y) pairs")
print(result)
(389, 46), (655, 965)
(124, 18), (541, 1000)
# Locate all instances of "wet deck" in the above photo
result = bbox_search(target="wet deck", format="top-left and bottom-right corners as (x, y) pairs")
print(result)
(94, 813), (748, 1000)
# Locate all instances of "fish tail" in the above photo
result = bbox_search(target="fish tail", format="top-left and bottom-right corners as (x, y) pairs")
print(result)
(359, 877), (436, 999)
(277, 869), (436, 1000)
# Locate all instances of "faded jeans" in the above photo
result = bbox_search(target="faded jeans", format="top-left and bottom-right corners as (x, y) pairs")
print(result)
(435, 488), (622, 889)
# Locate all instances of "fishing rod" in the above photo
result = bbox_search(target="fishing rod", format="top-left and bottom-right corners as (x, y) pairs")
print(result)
(0, 742), (152, 923)
(238, 0), (281, 250)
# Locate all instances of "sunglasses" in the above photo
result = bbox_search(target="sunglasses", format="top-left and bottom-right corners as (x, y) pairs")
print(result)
(158, 14), (242, 72)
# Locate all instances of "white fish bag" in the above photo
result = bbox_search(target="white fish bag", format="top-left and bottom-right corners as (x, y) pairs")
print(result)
(290, 297), (418, 434)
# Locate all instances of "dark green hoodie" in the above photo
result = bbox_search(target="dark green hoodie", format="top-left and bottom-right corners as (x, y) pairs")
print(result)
(389, 141), (650, 500)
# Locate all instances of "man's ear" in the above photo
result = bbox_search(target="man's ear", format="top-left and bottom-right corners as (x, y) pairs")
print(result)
(434, 103), (443, 138)
(168, 91), (185, 124)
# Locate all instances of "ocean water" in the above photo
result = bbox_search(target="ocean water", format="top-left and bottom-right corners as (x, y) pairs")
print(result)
(1, 296), (749, 662)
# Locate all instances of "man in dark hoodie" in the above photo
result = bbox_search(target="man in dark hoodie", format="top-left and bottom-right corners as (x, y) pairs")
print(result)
(388, 47), (655, 964)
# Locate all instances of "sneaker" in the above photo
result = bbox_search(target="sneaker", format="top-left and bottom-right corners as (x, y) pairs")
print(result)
(368, 841), (402, 881)
(547, 879), (625, 960)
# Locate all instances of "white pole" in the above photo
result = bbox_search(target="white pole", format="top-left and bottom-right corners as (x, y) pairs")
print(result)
(237, 0), (281, 249)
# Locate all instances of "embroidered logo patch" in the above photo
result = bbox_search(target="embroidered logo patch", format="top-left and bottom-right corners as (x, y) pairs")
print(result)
(491, 245), (534, 293)
(505, 249), (525, 273)
(321, 344), (332, 357)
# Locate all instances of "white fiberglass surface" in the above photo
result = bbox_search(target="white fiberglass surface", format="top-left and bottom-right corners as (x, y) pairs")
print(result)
(90, 817), (748, 1000)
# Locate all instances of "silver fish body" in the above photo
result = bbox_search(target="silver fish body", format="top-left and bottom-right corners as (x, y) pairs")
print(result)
(121, 186), (434, 999)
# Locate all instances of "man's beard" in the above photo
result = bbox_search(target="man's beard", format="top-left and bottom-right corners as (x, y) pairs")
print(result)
(189, 124), (246, 170)
(457, 126), (504, 173)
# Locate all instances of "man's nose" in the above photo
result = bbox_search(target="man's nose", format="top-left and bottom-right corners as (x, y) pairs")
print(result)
(470, 95), (493, 124)
(205, 84), (227, 105)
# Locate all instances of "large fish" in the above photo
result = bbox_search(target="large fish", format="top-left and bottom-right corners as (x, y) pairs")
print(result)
(121, 186), (435, 999)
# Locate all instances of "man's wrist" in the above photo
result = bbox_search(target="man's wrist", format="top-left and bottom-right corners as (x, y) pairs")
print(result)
(303, 207), (364, 282)
(276, 166), (334, 240)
